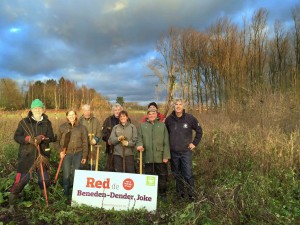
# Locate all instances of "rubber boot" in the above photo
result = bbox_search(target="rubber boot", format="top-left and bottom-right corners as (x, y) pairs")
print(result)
(63, 184), (69, 196)
(8, 193), (17, 214)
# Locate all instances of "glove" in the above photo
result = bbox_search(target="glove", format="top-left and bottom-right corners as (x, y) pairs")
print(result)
(91, 138), (96, 145)
(35, 135), (45, 145)
(25, 136), (35, 145)
(121, 140), (129, 146)
(118, 135), (125, 141)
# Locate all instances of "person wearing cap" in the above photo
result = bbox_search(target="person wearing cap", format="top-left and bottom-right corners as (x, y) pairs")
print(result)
(79, 104), (101, 170)
(141, 102), (165, 123)
(101, 103), (123, 171)
(8, 99), (55, 214)
(136, 107), (170, 200)
(165, 99), (202, 201)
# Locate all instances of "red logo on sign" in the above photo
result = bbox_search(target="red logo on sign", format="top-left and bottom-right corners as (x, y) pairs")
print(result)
(123, 178), (134, 190)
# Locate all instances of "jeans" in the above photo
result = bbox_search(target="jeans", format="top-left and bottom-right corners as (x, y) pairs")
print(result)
(170, 150), (195, 197)
(62, 151), (82, 195)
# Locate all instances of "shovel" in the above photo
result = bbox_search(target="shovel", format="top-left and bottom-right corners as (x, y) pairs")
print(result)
(54, 131), (71, 184)
(139, 150), (143, 174)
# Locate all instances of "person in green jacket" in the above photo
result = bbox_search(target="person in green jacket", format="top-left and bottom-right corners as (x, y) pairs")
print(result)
(136, 108), (170, 200)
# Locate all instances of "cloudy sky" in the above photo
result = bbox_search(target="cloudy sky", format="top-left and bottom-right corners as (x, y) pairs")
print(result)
(0, 0), (298, 105)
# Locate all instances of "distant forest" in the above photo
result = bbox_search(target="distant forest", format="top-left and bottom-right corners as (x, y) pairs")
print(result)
(149, 7), (300, 114)
(0, 77), (110, 110)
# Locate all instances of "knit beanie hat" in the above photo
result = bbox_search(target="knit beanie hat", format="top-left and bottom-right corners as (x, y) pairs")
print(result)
(31, 99), (44, 109)
(148, 102), (158, 109)
(147, 107), (157, 114)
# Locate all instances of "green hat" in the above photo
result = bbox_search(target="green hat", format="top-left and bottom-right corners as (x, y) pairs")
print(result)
(31, 99), (44, 109)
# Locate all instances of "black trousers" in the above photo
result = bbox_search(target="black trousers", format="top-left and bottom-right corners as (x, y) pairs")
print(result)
(144, 163), (168, 195)
(113, 155), (135, 173)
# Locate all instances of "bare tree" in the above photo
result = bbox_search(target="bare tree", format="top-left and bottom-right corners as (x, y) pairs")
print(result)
(148, 28), (180, 116)
(292, 5), (300, 91)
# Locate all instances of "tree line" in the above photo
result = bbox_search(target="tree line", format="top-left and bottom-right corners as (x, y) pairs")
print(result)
(0, 77), (110, 110)
(149, 6), (300, 114)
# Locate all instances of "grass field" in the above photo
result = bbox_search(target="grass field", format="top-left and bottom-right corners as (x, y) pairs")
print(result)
(0, 96), (300, 224)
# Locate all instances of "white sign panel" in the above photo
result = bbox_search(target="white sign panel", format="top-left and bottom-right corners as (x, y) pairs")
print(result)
(71, 170), (158, 211)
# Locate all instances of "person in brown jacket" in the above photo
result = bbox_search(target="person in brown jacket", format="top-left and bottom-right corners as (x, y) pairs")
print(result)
(57, 109), (88, 196)
(79, 104), (101, 170)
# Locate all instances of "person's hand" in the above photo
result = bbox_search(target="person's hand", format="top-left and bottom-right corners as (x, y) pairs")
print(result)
(188, 143), (195, 151)
(91, 138), (96, 145)
(81, 158), (86, 164)
(118, 135), (125, 141)
(137, 146), (144, 151)
(35, 135), (45, 145)
(121, 140), (129, 146)
(163, 159), (168, 163)
(25, 136), (35, 145)
(60, 151), (66, 159)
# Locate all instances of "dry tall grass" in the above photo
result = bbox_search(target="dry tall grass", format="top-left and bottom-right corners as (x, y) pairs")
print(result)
(190, 91), (300, 224)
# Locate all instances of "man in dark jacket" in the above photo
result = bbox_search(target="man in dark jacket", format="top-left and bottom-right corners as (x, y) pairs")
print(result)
(9, 99), (55, 213)
(101, 103), (122, 171)
(165, 99), (202, 201)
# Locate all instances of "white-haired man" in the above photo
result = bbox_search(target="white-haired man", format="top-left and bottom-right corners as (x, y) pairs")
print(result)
(79, 104), (101, 170)
(101, 103), (123, 171)
(165, 99), (202, 201)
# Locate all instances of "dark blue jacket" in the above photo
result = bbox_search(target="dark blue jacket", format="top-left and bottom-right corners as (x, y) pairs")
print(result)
(165, 110), (202, 152)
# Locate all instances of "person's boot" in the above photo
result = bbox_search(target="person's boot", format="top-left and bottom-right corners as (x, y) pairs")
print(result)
(63, 184), (69, 196)
(8, 193), (17, 214)
(159, 193), (167, 202)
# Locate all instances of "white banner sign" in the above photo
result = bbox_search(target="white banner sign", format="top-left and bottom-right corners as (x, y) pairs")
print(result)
(71, 170), (158, 211)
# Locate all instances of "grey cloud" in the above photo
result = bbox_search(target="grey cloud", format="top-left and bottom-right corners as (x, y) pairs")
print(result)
(0, 0), (298, 102)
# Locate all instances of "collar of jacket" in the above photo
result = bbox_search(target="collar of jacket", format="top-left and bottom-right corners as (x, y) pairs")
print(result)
(27, 112), (48, 122)
(80, 114), (95, 121)
(146, 117), (160, 123)
(68, 120), (80, 127)
(120, 121), (131, 127)
(111, 115), (118, 119)
(171, 109), (186, 119)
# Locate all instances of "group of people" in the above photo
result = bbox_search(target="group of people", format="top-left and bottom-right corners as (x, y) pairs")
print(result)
(8, 98), (202, 213)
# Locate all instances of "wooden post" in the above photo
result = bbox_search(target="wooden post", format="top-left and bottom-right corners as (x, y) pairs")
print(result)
(139, 151), (143, 174)
(95, 144), (100, 171)
(88, 133), (94, 170)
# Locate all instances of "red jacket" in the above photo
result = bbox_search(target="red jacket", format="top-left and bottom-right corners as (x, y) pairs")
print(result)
(141, 112), (165, 123)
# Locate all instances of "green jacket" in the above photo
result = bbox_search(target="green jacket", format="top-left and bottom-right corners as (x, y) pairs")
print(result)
(109, 122), (137, 157)
(137, 120), (170, 163)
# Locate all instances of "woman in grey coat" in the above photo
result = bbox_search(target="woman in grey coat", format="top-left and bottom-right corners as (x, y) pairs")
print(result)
(109, 110), (137, 173)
